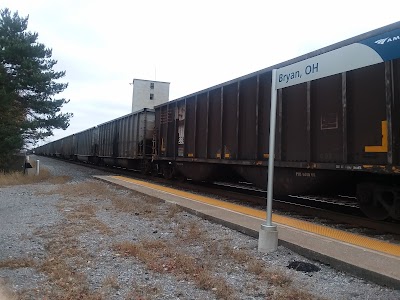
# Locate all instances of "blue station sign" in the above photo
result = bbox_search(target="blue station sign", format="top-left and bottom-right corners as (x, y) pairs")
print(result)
(276, 27), (400, 89)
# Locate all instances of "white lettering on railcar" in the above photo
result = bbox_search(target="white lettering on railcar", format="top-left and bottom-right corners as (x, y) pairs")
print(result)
(295, 172), (316, 177)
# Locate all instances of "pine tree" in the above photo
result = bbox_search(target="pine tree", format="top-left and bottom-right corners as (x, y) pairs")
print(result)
(0, 8), (72, 169)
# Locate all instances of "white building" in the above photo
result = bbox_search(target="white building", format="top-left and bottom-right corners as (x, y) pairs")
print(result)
(131, 79), (170, 112)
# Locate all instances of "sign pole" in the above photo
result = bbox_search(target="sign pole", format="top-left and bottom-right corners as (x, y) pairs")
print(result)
(258, 69), (278, 253)
(266, 68), (277, 226)
(257, 25), (400, 253)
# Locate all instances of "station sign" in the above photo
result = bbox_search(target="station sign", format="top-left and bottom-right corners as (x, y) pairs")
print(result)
(276, 26), (400, 89)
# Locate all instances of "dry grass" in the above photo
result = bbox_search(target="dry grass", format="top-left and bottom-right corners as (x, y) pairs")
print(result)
(169, 219), (295, 298)
(211, 276), (236, 300)
(0, 258), (36, 269)
(176, 223), (294, 293)
(43, 182), (114, 235)
(15, 231), (104, 300)
(65, 203), (112, 235)
(0, 279), (17, 300)
(110, 194), (157, 217)
(102, 276), (119, 290)
(142, 240), (168, 250)
(48, 181), (111, 198)
(46, 175), (71, 185)
(34, 220), (100, 299)
(204, 240), (219, 256)
(165, 203), (183, 219)
(48, 180), (160, 219)
(114, 240), (236, 300)
(263, 269), (292, 287)
(44, 237), (84, 259)
(0, 167), (60, 187)
(0, 159), (72, 187)
(244, 256), (292, 287)
(223, 244), (250, 263)
(3, 173), (314, 299)
(247, 258), (265, 275)
(25, 188), (113, 300)
(39, 255), (85, 288)
(173, 221), (205, 242)
(36, 235), (104, 299)
(114, 239), (168, 272)
(110, 193), (299, 299)
(32, 238), (102, 298)
(109, 191), (162, 219)
(126, 282), (161, 300)
(37, 180), (118, 202)
(15, 183), (119, 299)
(187, 221), (204, 240)
(266, 287), (316, 300)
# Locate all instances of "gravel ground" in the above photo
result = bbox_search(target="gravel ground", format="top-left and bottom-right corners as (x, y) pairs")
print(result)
(0, 156), (399, 299)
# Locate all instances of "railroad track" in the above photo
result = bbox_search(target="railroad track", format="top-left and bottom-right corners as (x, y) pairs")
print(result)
(210, 181), (360, 209)
(185, 181), (400, 237)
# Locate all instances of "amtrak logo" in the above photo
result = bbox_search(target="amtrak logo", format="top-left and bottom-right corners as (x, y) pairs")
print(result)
(375, 36), (400, 45)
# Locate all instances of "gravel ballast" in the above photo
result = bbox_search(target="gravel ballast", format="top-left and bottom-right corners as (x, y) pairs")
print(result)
(0, 156), (399, 299)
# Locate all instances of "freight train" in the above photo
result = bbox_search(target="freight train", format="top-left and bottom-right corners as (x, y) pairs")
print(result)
(35, 22), (400, 221)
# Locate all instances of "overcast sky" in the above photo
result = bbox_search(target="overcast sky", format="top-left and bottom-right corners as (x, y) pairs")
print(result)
(2, 0), (399, 144)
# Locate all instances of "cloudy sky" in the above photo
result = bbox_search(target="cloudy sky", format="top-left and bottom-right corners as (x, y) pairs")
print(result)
(2, 0), (399, 143)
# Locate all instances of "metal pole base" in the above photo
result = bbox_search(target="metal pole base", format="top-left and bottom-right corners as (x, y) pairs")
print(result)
(36, 160), (40, 176)
(258, 224), (278, 253)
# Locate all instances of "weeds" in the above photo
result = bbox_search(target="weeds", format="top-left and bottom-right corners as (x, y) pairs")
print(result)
(204, 240), (219, 257)
(110, 192), (160, 218)
(263, 269), (292, 287)
(0, 168), (48, 186)
(245, 257), (292, 287)
(0, 160), (72, 187)
(223, 244), (250, 263)
(266, 287), (316, 300)
(46, 175), (71, 185)
(173, 221), (205, 243)
(65, 203), (112, 235)
(15, 182), (115, 299)
(3, 173), (316, 299)
(0, 279), (16, 300)
(113, 239), (236, 300)
(247, 258), (264, 275)
(49, 180), (161, 219)
(102, 276), (119, 290)
(126, 282), (161, 300)
(165, 203), (182, 219)
(48, 180), (111, 198)
(0, 258), (36, 269)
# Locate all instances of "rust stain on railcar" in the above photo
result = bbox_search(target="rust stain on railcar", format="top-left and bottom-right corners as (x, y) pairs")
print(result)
(161, 138), (166, 152)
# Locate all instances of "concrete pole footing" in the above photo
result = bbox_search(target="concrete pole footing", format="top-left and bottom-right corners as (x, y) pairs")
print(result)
(36, 160), (40, 176)
(258, 224), (278, 253)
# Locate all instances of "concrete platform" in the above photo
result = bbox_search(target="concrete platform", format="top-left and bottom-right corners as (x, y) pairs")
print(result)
(94, 175), (400, 288)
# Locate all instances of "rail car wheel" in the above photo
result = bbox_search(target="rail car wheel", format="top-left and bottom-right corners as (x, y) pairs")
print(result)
(162, 164), (174, 180)
(357, 183), (390, 220)
(140, 161), (152, 175)
(151, 164), (160, 177)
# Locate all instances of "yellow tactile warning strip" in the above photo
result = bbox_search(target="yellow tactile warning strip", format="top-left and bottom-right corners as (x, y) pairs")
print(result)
(112, 176), (400, 258)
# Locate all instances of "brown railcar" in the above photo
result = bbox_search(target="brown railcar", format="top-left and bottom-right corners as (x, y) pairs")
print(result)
(154, 22), (400, 220)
